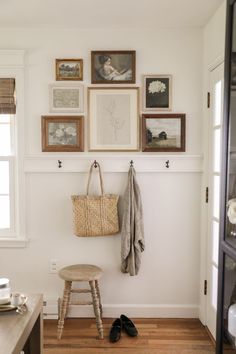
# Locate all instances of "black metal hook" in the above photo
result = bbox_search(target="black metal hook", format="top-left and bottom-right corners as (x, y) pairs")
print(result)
(93, 160), (98, 168)
(58, 160), (62, 168)
(130, 160), (134, 167)
(165, 160), (170, 169)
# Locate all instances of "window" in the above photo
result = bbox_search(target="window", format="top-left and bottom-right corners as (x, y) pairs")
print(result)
(0, 113), (15, 234)
(0, 51), (26, 247)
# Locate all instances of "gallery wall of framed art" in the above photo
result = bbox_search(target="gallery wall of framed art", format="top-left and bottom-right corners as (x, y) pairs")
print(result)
(41, 51), (186, 154)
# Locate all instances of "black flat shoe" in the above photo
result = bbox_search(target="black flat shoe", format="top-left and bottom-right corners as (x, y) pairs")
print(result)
(109, 318), (122, 342)
(120, 314), (138, 337)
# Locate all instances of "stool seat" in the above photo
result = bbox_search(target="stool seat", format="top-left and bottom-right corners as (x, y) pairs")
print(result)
(59, 264), (102, 282)
(57, 263), (103, 340)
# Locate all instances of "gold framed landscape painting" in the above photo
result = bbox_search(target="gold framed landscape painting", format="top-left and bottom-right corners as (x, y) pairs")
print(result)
(41, 115), (84, 152)
(88, 87), (139, 151)
(56, 59), (83, 81)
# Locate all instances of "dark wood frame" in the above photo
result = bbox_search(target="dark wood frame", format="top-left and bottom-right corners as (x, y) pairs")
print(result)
(216, 1), (236, 353)
(91, 50), (136, 84)
(55, 59), (83, 81)
(142, 113), (185, 152)
(41, 116), (84, 152)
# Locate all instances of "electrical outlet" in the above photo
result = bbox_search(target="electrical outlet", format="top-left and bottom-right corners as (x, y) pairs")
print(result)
(49, 259), (59, 274)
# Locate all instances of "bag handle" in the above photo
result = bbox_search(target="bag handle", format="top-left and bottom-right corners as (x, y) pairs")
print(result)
(86, 161), (104, 196)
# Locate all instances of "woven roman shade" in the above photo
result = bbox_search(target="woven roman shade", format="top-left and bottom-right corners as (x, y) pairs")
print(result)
(0, 78), (16, 114)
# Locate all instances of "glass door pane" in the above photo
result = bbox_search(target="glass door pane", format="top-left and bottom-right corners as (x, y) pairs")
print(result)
(223, 255), (236, 352)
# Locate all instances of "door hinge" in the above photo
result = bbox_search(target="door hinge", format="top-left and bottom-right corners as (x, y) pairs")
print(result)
(205, 187), (209, 203)
(204, 280), (207, 295)
(207, 92), (210, 108)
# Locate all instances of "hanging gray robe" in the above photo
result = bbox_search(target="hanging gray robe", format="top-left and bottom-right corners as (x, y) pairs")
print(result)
(121, 166), (145, 276)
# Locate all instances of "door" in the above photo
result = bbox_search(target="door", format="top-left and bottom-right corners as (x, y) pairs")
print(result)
(206, 62), (224, 338)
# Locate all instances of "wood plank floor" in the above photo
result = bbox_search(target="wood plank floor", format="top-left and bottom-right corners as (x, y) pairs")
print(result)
(44, 318), (215, 354)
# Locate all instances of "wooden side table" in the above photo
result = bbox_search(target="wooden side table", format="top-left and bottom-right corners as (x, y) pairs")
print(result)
(0, 294), (43, 354)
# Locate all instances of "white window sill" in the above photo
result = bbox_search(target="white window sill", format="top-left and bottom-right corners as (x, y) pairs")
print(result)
(0, 238), (28, 248)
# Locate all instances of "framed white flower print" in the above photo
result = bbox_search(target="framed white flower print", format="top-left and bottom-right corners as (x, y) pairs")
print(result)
(41, 116), (84, 152)
(49, 83), (84, 113)
(143, 75), (172, 111)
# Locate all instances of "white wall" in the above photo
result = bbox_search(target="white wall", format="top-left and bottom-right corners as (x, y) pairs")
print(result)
(0, 26), (203, 317)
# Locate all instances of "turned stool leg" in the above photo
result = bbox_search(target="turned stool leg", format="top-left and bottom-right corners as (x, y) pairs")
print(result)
(89, 280), (103, 339)
(95, 280), (103, 318)
(57, 280), (72, 339)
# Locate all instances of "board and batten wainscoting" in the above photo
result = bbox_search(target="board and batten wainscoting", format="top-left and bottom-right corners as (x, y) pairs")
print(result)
(22, 154), (203, 319)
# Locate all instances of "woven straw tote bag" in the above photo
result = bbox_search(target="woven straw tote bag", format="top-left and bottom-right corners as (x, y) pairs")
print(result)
(71, 162), (119, 237)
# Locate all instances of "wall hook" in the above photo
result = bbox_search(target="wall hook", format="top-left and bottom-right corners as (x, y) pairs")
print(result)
(58, 160), (62, 168)
(165, 160), (170, 169)
(93, 160), (98, 168)
(130, 160), (134, 167)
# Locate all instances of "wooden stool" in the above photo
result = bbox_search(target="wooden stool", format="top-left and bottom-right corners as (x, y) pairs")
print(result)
(57, 264), (103, 339)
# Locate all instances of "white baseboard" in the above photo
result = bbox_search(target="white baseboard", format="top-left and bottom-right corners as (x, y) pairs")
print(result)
(43, 297), (199, 320)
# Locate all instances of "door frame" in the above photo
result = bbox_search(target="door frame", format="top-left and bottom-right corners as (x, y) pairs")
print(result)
(199, 55), (224, 329)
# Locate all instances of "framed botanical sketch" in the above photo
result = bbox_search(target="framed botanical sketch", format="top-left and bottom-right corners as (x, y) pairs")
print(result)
(143, 75), (172, 110)
(55, 59), (83, 81)
(88, 87), (139, 151)
(49, 84), (84, 113)
(142, 113), (185, 152)
(41, 116), (84, 152)
(91, 51), (135, 84)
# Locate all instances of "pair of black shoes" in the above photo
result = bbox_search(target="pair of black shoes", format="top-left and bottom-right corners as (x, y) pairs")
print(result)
(109, 314), (138, 342)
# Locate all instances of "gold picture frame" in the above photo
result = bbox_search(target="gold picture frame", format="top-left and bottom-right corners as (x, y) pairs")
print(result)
(55, 59), (83, 81)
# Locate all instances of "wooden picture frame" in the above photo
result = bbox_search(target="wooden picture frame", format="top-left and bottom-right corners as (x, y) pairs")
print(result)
(142, 113), (185, 152)
(143, 75), (172, 111)
(41, 116), (84, 152)
(55, 59), (83, 81)
(91, 51), (135, 84)
(49, 83), (84, 113)
(88, 87), (139, 151)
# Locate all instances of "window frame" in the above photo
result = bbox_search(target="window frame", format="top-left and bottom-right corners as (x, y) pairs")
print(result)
(0, 51), (27, 247)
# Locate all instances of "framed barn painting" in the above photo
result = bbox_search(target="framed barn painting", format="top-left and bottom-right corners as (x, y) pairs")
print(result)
(142, 113), (185, 152)
(91, 51), (135, 84)
(41, 116), (84, 152)
(143, 75), (172, 111)
(88, 87), (139, 151)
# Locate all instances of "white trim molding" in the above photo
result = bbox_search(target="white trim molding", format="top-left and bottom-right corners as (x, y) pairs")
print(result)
(24, 154), (203, 174)
(0, 50), (26, 247)
(0, 50), (25, 67)
(43, 296), (199, 319)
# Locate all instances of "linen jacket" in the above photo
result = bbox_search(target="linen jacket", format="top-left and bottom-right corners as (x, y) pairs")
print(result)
(121, 166), (145, 276)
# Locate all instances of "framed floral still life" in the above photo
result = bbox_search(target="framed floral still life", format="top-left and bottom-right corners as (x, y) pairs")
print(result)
(55, 59), (83, 81)
(41, 116), (84, 152)
(49, 84), (84, 113)
(91, 51), (135, 84)
(88, 87), (139, 151)
(142, 113), (185, 152)
(143, 75), (172, 111)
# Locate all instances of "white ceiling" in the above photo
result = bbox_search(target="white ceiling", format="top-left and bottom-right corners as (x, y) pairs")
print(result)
(0, 0), (224, 29)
